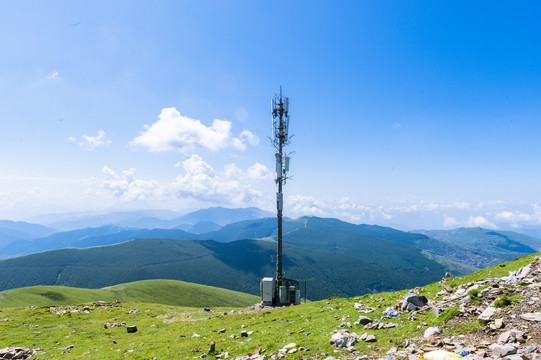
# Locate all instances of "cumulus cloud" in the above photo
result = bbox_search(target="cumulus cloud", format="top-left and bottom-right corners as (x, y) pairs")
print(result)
(246, 163), (272, 179)
(130, 108), (258, 153)
(288, 195), (326, 216)
(99, 155), (271, 208)
(467, 216), (497, 229)
(101, 166), (159, 201)
(171, 155), (267, 205)
(494, 210), (532, 223)
(443, 216), (460, 228)
(70, 130), (111, 150)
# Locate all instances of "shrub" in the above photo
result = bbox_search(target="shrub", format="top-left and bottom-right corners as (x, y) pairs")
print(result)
(494, 296), (512, 308)
(438, 306), (460, 322)
(467, 288), (481, 300)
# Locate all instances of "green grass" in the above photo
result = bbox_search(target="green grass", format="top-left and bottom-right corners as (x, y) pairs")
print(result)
(0, 279), (259, 308)
(0, 253), (537, 359)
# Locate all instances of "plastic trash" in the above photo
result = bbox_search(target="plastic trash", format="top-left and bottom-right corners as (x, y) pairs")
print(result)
(499, 270), (523, 284)
(383, 307), (401, 318)
(330, 332), (355, 348)
(420, 350), (463, 360)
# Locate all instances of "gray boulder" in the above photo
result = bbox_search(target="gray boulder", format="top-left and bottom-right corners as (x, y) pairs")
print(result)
(401, 292), (428, 311)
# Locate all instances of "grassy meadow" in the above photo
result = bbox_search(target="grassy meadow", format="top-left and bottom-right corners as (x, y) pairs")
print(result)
(0, 253), (536, 359)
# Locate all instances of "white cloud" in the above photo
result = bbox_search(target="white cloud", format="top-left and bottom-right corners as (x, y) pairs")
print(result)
(443, 216), (460, 228)
(48, 71), (59, 80)
(70, 130), (111, 150)
(246, 163), (272, 180)
(130, 108), (257, 153)
(392, 122), (402, 129)
(494, 210), (531, 223)
(388, 201), (470, 213)
(288, 195), (326, 216)
(467, 216), (497, 229)
(171, 155), (267, 205)
(101, 166), (159, 201)
(241, 130), (259, 146)
(98, 155), (272, 209)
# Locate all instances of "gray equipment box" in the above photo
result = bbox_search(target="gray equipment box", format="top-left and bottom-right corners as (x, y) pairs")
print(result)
(260, 277), (274, 305)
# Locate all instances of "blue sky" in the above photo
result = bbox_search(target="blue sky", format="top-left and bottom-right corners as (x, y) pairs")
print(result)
(2, 1), (541, 230)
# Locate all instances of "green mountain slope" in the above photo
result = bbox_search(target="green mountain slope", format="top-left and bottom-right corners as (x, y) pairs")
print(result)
(0, 238), (445, 300)
(0, 226), (199, 258)
(199, 217), (278, 242)
(416, 227), (540, 266)
(198, 217), (541, 275)
(0, 279), (258, 307)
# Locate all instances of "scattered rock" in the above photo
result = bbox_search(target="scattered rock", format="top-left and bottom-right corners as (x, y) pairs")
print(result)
(354, 315), (372, 325)
(0, 347), (41, 359)
(492, 318), (505, 329)
(478, 306), (496, 324)
(105, 321), (126, 328)
(431, 307), (444, 317)
(364, 334), (377, 342)
(520, 312), (541, 321)
(402, 292), (428, 311)
(489, 343), (517, 357)
(442, 273), (454, 281)
(498, 329), (525, 344)
(441, 284), (453, 293)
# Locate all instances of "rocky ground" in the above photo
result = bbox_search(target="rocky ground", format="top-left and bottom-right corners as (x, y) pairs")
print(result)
(230, 257), (541, 360)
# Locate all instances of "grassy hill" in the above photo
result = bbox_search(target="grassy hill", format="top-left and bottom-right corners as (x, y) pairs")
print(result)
(0, 252), (536, 359)
(0, 279), (259, 308)
(0, 238), (445, 300)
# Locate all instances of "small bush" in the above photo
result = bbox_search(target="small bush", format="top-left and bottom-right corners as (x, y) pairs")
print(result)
(438, 306), (460, 322)
(467, 288), (481, 300)
(494, 296), (512, 308)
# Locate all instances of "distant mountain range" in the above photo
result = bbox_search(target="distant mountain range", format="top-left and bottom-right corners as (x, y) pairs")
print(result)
(1, 206), (540, 300)
(0, 220), (56, 248)
(25, 206), (273, 231)
(0, 238), (445, 300)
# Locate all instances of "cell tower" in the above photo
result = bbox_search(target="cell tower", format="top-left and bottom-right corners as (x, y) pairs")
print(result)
(260, 87), (300, 306)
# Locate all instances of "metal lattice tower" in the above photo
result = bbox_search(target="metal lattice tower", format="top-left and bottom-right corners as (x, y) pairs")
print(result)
(271, 87), (291, 300)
